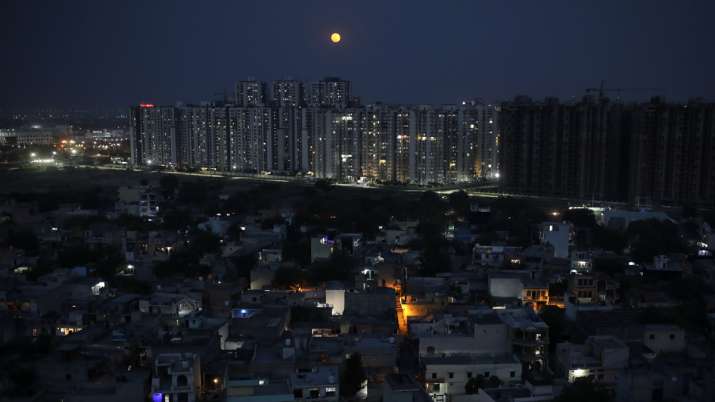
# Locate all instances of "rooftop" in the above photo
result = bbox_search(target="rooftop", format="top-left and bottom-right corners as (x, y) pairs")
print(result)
(422, 353), (519, 366)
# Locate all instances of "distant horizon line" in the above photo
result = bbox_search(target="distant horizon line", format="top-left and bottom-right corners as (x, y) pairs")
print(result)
(3, 92), (714, 114)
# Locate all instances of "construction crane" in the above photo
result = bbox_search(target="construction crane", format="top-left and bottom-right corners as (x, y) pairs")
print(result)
(586, 80), (662, 99)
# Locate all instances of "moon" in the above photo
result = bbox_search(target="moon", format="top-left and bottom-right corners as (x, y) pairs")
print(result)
(330, 32), (341, 44)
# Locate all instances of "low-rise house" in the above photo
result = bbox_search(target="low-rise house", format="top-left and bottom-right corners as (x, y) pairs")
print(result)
(139, 292), (202, 319)
(84, 222), (124, 248)
(539, 222), (574, 259)
(645, 254), (689, 279)
(151, 353), (202, 402)
(290, 366), (339, 402)
(556, 336), (629, 386)
(424, 354), (522, 401)
(224, 368), (294, 402)
(643, 325), (686, 354)
(383, 373), (432, 402)
(117, 185), (160, 218)
(416, 307), (549, 372)
(473, 244), (522, 267)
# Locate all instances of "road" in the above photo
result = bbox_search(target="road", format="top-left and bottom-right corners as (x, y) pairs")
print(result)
(69, 164), (663, 210)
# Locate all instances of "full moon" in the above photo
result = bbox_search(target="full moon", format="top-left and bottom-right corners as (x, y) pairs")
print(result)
(330, 32), (341, 44)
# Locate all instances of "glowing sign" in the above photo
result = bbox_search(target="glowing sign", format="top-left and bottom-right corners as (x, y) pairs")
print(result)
(140, 103), (155, 108)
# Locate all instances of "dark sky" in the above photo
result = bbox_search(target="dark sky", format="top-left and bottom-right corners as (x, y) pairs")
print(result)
(2, 0), (714, 109)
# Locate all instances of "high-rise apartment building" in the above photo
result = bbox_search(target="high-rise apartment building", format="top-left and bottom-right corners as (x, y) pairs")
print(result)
(272, 80), (304, 107)
(236, 80), (267, 107)
(394, 107), (412, 183)
(333, 109), (363, 182)
(178, 105), (210, 169)
(128, 87), (713, 206)
(309, 77), (352, 109)
(361, 105), (396, 183)
(499, 96), (715, 205)
(410, 106), (444, 186)
(129, 104), (179, 167)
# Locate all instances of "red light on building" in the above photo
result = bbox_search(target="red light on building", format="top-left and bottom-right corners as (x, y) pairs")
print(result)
(139, 103), (155, 108)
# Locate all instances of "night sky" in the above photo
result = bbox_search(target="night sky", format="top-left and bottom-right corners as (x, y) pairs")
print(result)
(2, 0), (714, 109)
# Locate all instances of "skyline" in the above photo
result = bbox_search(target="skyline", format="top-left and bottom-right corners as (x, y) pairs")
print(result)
(2, 0), (715, 110)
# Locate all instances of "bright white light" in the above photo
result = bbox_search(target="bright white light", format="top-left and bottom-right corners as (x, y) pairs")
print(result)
(146, 159), (153, 165)
(91, 281), (106, 296)
(71, 149), (78, 155)
(495, 172), (500, 179)
(30, 152), (37, 158)
(571, 368), (589, 380)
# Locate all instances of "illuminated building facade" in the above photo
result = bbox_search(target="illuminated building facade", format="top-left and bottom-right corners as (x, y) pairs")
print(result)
(129, 78), (504, 186)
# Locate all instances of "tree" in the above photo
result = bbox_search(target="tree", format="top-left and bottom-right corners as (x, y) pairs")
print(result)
(26, 255), (55, 281)
(309, 251), (355, 284)
(417, 191), (447, 230)
(112, 277), (153, 295)
(161, 208), (194, 231)
(554, 378), (613, 402)
(465, 375), (502, 394)
(7, 228), (39, 255)
(282, 226), (310, 265)
(159, 174), (179, 198)
(190, 230), (222, 255)
(178, 180), (210, 205)
(80, 187), (113, 210)
(315, 179), (333, 192)
(58, 244), (93, 268)
(592, 226), (626, 253)
(627, 219), (684, 262)
(539, 306), (566, 351)
(563, 209), (597, 228)
(465, 377), (480, 394)
(7, 366), (36, 397)
(272, 266), (307, 289)
(153, 250), (210, 278)
(92, 245), (125, 279)
(448, 190), (470, 218)
(593, 257), (625, 276)
(340, 353), (367, 398)
(420, 242), (451, 276)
